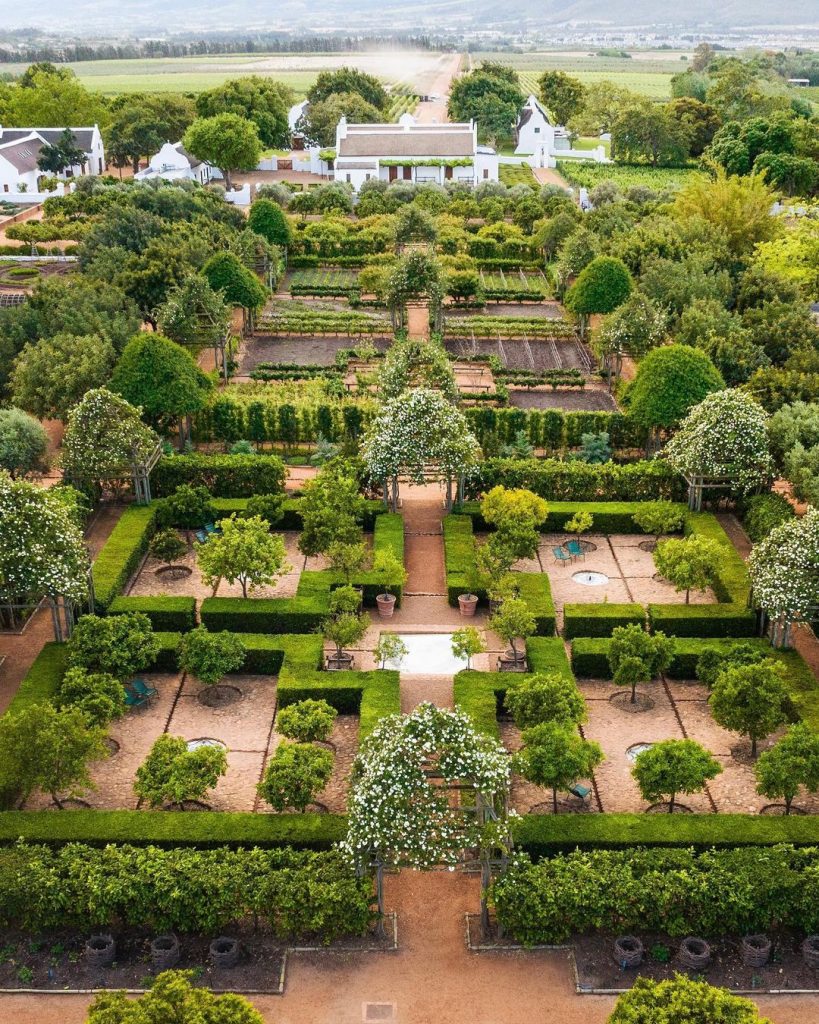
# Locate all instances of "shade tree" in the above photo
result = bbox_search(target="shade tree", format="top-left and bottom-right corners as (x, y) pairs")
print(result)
(68, 612), (159, 680)
(10, 332), (116, 422)
(196, 75), (292, 148)
(183, 113), (262, 191)
(653, 535), (721, 604)
(755, 723), (819, 814)
(564, 256), (633, 337)
(515, 721), (603, 814)
(451, 627), (485, 670)
(480, 486), (548, 563)
(135, 734), (228, 809)
(178, 626), (246, 686)
(632, 501), (686, 547)
(632, 738), (722, 813)
(298, 460), (366, 556)
(504, 672), (586, 730)
(197, 515), (290, 598)
(709, 661), (791, 758)
(0, 408), (48, 479)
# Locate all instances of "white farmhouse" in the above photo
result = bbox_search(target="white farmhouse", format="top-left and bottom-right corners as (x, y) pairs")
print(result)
(134, 141), (213, 185)
(514, 95), (570, 157)
(332, 114), (498, 191)
(0, 124), (105, 195)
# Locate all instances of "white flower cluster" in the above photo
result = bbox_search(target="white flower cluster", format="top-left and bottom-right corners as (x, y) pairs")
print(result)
(665, 389), (773, 495)
(360, 387), (480, 484)
(62, 388), (159, 484)
(340, 703), (511, 870)
(0, 472), (90, 603)
(749, 505), (819, 620)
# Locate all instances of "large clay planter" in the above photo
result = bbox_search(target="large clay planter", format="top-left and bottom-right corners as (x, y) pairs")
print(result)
(458, 593), (478, 617)
(150, 933), (180, 970)
(85, 934), (116, 968)
(613, 935), (643, 968)
(376, 593), (396, 619)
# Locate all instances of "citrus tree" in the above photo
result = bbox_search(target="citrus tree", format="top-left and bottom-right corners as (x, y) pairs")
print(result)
(632, 738), (721, 813)
(515, 721), (603, 814)
(609, 975), (772, 1024)
(755, 723), (819, 814)
(654, 535), (722, 604)
(197, 515), (290, 597)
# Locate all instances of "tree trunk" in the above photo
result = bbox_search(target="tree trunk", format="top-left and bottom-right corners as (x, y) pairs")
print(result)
(631, 681), (637, 704)
(224, 168), (233, 191)
(552, 787), (558, 814)
(685, 589), (690, 605)
(751, 735), (757, 758)
(52, 793), (64, 810)
(668, 793), (675, 814)
(132, 156), (140, 174)
(785, 795), (792, 815)
(241, 578), (248, 599)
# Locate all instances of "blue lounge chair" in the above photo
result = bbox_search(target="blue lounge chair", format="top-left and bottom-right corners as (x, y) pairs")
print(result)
(565, 540), (586, 561)
(124, 689), (148, 709)
(569, 783), (591, 802)
(553, 546), (573, 566)
(130, 678), (158, 699)
(194, 529), (208, 544)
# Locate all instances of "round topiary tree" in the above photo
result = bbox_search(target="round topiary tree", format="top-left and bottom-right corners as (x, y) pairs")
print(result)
(247, 198), (292, 247)
(665, 389), (773, 505)
(564, 255), (633, 337)
(608, 975), (772, 1024)
(654, 535), (722, 604)
(515, 721), (603, 814)
(276, 699), (338, 743)
(626, 345), (723, 453)
(632, 738), (721, 813)
(749, 507), (819, 648)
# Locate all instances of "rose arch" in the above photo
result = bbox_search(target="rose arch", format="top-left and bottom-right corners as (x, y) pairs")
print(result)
(340, 703), (511, 935)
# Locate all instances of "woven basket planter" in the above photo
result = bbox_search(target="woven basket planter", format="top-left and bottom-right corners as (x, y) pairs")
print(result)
(85, 934), (116, 968)
(802, 936), (819, 969)
(209, 936), (240, 969)
(677, 936), (711, 969)
(150, 933), (180, 970)
(741, 934), (771, 968)
(613, 935), (644, 968)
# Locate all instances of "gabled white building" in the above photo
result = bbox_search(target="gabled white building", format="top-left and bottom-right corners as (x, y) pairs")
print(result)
(134, 141), (213, 185)
(514, 95), (570, 157)
(332, 114), (498, 191)
(0, 124), (104, 194)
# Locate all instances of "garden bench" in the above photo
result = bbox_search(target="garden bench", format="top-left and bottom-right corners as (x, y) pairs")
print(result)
(552, 546), (573, 566)
(565, 540), (586, 562)
(569, 783), (591, 802)
(195, 522), (221, 543)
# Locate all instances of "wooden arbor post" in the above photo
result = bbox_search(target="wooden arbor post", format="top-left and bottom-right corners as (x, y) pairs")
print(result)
(131, 442), (163, 506)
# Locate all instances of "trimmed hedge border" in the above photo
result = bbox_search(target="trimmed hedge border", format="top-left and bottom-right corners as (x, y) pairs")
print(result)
(0, 811), (345, 850)
(443, 515), (555, 634)
(279, 667), (400, 740)
(92, 505), (157, 611)
(563, 603), (645, 639)
(151, 453), (286, 497)
(108, 596), (197, 632)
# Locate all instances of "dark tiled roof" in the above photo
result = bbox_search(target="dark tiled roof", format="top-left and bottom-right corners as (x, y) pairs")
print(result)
(175, 144), (202, 168)
(0, 136), (41, 172)
(0, 127), (96, 151)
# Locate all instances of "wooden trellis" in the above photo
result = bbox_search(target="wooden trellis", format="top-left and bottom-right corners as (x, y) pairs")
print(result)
(132, 441), (163, 505)
(380, 464), (466, 513)
(683, 473), (737, 512)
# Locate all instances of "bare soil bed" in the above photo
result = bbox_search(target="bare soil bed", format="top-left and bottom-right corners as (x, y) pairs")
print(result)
(0, 925), (286, 993)
(239, 334), (390, 370)
(509, 388), (618, 412)
(573, 930), (819, 994)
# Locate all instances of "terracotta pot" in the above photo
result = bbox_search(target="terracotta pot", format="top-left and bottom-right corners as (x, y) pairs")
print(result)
(458, 593), (478, 617)
(376, 593), (396, 619)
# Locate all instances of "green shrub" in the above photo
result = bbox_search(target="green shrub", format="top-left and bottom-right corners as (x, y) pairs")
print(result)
(466, 458), (685, 502)
(278, 667), (400, 739)
(91, 505), (157, 610)
(199, 595), (328, 634)
(742, 492), (796, 543)
(647, 604), (757, 638)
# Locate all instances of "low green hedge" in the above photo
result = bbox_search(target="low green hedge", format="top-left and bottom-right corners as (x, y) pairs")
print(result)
(211, 496), (386, 532)
(563, 603), (645, 639)
(457, 500), (685, 536)
(647, 603), (757, 638)
(6, 643), (67, 714)
(200, 595), (328, 634)
(279, 667), (400, 739)
(108, 596), (197, 632)
(454, 638), (574, 738)
(514, 813), (819, 856)
(91, 505), (157, 611)
(148, 632), (323, 676)
(443, 515), (555, 634)
(0, 811), (345, 849)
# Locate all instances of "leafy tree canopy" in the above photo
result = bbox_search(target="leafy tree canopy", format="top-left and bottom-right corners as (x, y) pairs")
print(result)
(196, 75), (293, 148)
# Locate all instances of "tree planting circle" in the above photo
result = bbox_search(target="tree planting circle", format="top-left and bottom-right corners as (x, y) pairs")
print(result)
(198, 684), (242, 708)
(645, 802), (693, 814)
(610, 690), (655, 712)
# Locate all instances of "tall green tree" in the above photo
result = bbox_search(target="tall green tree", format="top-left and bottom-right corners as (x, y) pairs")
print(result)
(537, 70), (585, 125)
(755, 723), (819, 814)
(298, 92), (384, 147)
(183, 113), (261, 191)
(565, 256), (633, 337)
(202, 251), (267, 317)
(612, 103), (692, 167)
(196, 515), (290, 598)
(632, 738), (721, 813)
(0, 407), (48, 479)
(710, 661), (790, 758)
(654, 535), (722, 604)
(308, 67), (388, 110)
(196, 76), (293, 148)
(247, 198), (292, 247)
(515, 721), (603, 814)
(110, 333), (212, 445)
(10, 332), (116, 423)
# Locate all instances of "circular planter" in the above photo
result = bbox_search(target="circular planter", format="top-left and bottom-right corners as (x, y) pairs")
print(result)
(155, 565), (192, 580)
(198, 684), (242, 708)
(327, 653), (354, 671)
(613, 935), (644, 968)
(802, 935), (819, 968)
(209, 936), (240, 969)
(646, 802), (693, 814)
(677, 936), (711, 969)
(376, 593), (396, 619)
(610, 690), (655, 713)
(105, 737), (121, 756)
(458, 593), (478, 618)
(150, 934), (180, 970)
(498, 653), (527, 673)
(760, 803), (806, 815)
(638, 539), (658, 553)
(741, 934), (771, 967)
(85, 934), (116, 968)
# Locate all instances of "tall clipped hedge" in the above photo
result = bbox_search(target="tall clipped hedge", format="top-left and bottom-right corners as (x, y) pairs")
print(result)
(492, 846), (819, 945)
(466, 458), (686, 502)
(464, 408), (647, 451)
(193, 394), (376, 445)
(151, 453), (286, 497)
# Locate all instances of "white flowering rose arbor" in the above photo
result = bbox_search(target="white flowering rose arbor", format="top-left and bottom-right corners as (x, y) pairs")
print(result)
(341, 703), (512, 935)
(361, 387), (481, 512)
(750, 506), (819, 648)
(665, 390), (773, 511)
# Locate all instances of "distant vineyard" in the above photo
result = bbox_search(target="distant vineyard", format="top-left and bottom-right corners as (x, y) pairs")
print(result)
(556, 161), (705, 191)
(386, 84), (421, 122)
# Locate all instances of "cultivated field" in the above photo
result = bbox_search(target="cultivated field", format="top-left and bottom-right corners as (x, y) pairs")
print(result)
(0, 49), (449, 97)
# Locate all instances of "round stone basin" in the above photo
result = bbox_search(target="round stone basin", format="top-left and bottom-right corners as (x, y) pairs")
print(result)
(626, 742), (653, 763)
(572, 570), (609, 586)
(186, 738), (227, 751)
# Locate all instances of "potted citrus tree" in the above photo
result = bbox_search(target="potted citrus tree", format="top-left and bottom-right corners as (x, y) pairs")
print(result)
(373, 549), (408, 620)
